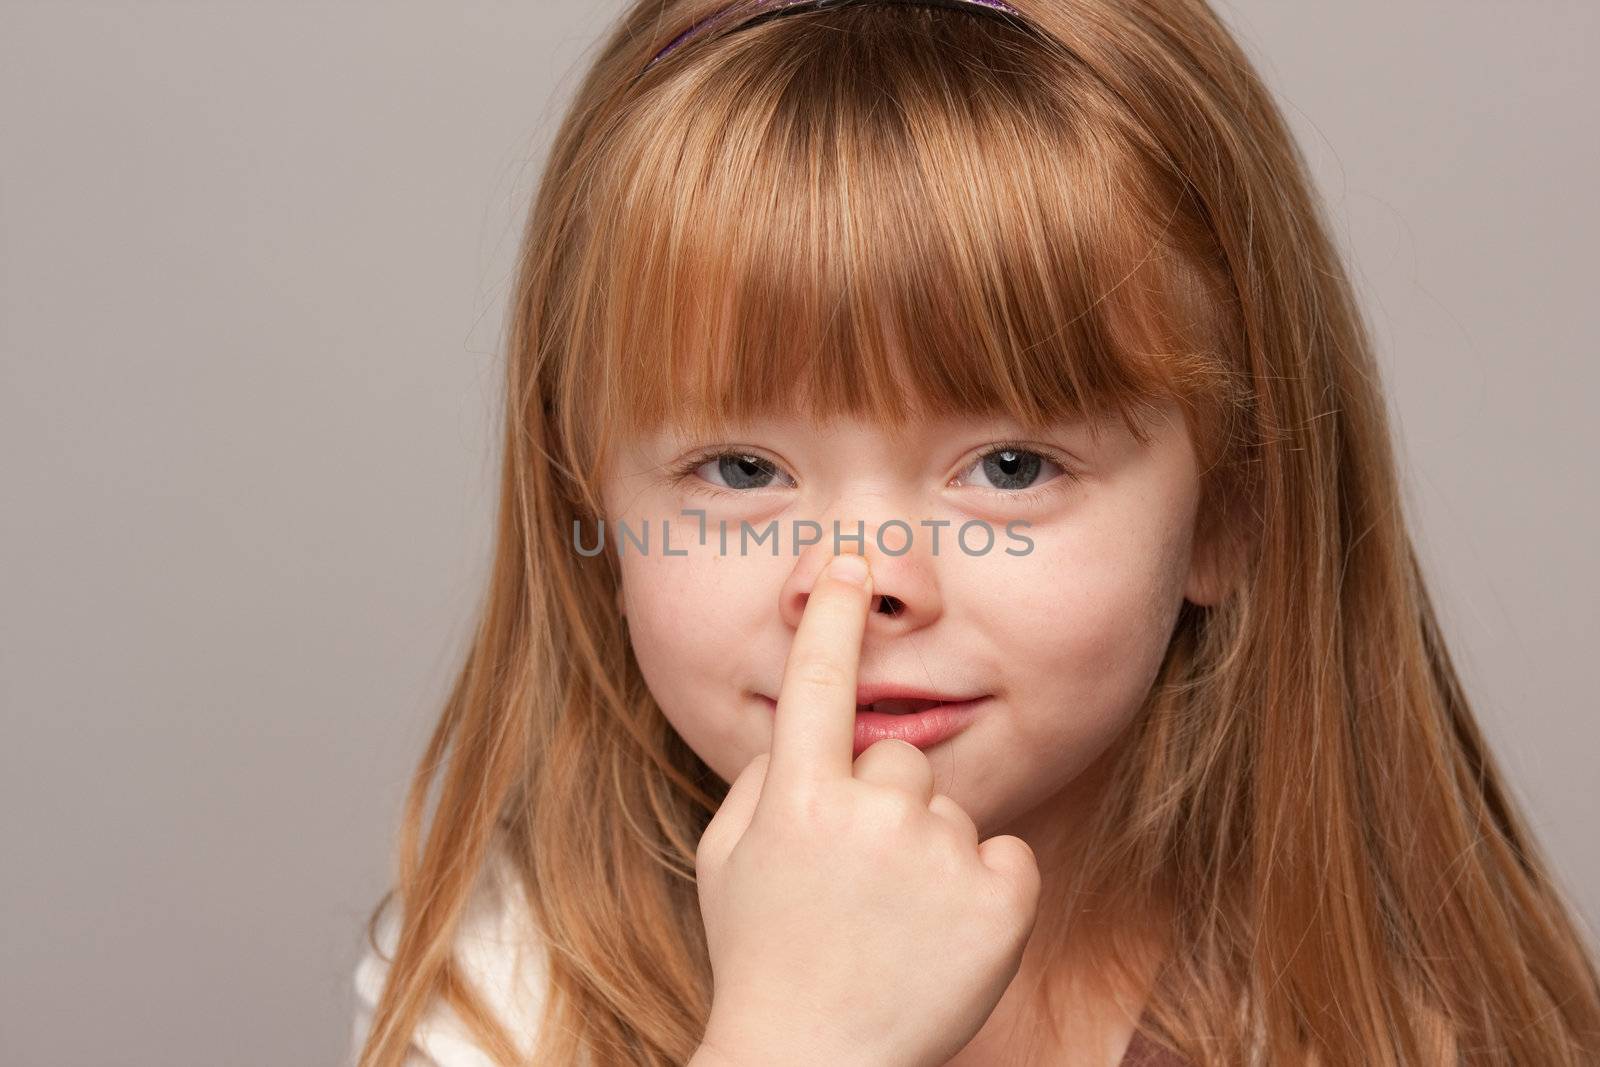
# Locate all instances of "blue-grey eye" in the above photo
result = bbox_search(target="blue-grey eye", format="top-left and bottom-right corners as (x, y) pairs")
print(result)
(966, 448), (1059, 491)
(704, 453), (785, 490)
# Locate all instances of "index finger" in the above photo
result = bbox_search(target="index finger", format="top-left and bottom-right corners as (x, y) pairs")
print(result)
(765, 551), (873, 794)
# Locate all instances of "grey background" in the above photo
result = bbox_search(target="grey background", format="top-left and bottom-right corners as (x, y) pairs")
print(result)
(1, 2), (1594, 1064)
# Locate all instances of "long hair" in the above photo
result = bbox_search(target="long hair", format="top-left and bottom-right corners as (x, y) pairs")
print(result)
(354, 1), (1600, 1063)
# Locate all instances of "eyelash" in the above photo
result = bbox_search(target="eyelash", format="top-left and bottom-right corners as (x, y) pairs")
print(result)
(666, 441), (1079, 505)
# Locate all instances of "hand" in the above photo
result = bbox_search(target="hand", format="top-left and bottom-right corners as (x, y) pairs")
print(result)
(692, 551), (1042, 1067)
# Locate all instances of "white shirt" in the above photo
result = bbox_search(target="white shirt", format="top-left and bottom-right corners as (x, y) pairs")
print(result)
(347, 839), (550, 1066)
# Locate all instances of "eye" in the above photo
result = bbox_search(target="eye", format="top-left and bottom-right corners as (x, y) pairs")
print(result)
(671, 449), (797, 497)
(953, 443), (1077, 502)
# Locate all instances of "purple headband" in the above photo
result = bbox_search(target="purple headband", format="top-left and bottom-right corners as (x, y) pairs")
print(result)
(644, 0), (1028, 73)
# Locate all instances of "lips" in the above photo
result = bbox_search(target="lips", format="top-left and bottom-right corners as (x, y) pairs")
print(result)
(756, 687), (988, 715)
(852, 683), (985, 708)
(754, 692), (988, 756)
(857, 698), (942, 715)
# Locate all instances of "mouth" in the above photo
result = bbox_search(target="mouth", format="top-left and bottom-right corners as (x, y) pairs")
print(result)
(852, 682), (987, 709)
(755, 692), (989, 756)
(755, 692), (988, 715)
(855, 698), (945, 715)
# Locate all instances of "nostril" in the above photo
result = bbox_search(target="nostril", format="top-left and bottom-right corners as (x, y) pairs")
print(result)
(875, 594), (903, 616)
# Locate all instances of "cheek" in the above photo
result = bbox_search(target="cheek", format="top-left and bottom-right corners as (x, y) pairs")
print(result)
(618, 549), (768, 779)
(978, 516), (1190, 755)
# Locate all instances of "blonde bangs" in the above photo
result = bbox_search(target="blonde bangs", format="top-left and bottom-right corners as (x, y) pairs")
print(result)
(549, 5), (1239, 515)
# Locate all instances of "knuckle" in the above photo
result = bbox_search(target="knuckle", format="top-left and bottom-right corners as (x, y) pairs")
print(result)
(866, 786), (925, 830)
(772, 782), (836, 831)
(989, 844), (1041, 914)
(928, 824), (970, 879)
(928, 797), (969, 838)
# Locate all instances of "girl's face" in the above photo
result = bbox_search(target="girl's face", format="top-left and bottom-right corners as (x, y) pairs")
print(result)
(598, 396), (1215, 839)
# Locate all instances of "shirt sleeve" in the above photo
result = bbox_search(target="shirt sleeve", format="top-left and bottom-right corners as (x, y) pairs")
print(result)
(347, 841), (551, 1067)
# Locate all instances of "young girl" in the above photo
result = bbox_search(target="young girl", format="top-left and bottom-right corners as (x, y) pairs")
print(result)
(348, 1), (1600, 1064)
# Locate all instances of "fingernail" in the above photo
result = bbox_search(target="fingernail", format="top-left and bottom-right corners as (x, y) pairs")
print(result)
(828, 553), (869, 587)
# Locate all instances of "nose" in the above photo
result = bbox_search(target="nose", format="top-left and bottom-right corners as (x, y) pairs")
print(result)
(778, 532), (941, 635)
